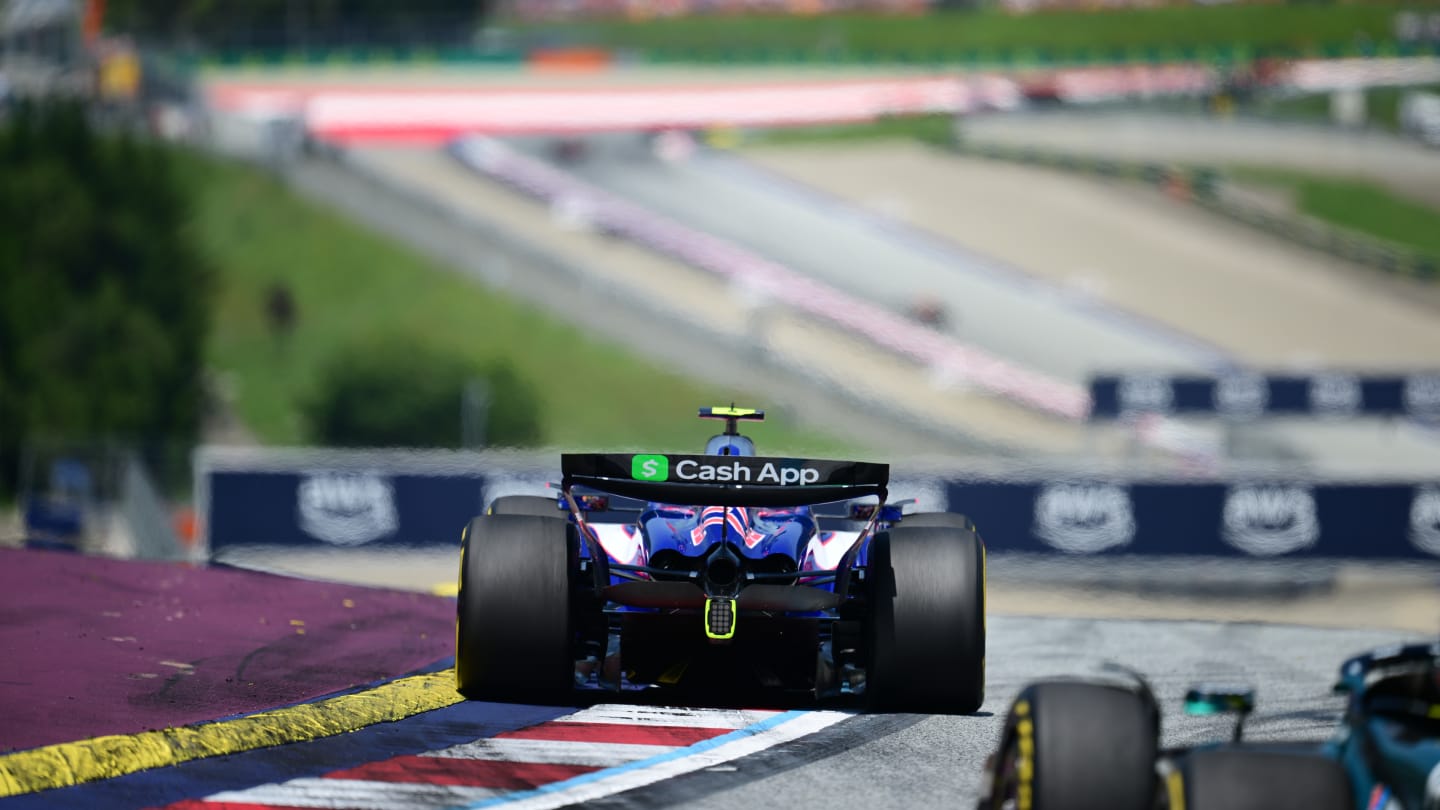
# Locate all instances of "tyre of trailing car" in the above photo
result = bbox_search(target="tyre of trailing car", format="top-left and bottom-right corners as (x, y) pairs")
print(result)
(455, 513), (576, 703)
(980, 681), (1159, 810)
(865, 522), (985, 714)
(487, 495), (564, 518)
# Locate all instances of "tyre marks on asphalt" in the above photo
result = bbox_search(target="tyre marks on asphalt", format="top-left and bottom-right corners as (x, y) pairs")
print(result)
(159, 705), (850, 810)
(569, 712), (927, 810)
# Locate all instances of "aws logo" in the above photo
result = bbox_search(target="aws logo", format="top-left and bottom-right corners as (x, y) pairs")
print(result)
(1220, 485), (1318, 556)
(1031, 483), (1136, 554)
(1411, 487), (1440, 556)
(296, 471), (398, 546)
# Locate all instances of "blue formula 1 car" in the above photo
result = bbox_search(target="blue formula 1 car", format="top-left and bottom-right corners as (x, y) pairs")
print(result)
(454, 407), (986, 714)
(974, 643), (1440, 810)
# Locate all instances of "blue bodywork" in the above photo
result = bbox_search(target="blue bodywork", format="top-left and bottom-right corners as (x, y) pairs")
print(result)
(1327, 643), (1440, 810)
(553, 412), (891, 694)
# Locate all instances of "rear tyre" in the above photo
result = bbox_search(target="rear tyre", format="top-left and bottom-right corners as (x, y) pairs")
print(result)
(488, 495), (563, 518)
(866, 525), (985, 713)
(1181, 748), (1351, 810)
(895, 511), (975, 532)
(981, 681), (1158, 810)
(456, 514), (576, 703)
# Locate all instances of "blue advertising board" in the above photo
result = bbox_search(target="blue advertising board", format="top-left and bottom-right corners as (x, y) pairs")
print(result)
(201, 461), (1440, 560)
(948, 480), (1440, 559)
(1090, 372), (1440, 420)
(206, 469), (488, 550)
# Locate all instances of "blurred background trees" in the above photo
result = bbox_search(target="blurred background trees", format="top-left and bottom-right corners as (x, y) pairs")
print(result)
(0, 102), (212, 494)
(303, 336), (541, 450)
(101, 1), (491, 46)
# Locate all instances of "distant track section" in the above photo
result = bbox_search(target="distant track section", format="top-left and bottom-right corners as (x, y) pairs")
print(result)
(450, 135), (1089, 420)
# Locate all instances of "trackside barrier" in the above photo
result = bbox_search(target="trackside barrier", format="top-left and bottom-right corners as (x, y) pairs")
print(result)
(953, 140), (1440, 283)
(1090, 372), (1440, 421)
(301, 77), (997, 142)
(448, 135), (1090, 420)
(197, 448), (1440, 560)
(206, 57), (1438, 140)
(196, 41), (1440, 72)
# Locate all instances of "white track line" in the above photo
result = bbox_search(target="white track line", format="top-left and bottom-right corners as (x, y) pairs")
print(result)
(562, 705), (781, 728)
(463, 710), (851, 810)
(204, 778), (502, 810)
(425, 739), (680, 767)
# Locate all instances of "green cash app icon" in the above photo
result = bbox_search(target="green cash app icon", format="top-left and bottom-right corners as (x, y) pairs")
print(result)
(631, 454), (669, 481)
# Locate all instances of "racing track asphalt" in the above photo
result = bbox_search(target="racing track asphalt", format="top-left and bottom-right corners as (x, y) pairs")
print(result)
(505, 133), (1216, 384)
(635, 617), (1422, 810)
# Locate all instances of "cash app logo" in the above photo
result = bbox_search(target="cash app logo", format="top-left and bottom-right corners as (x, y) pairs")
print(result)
(631, 454), (669, 481)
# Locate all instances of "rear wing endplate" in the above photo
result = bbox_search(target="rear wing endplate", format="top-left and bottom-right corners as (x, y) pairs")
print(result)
(561, 453), (888, 508)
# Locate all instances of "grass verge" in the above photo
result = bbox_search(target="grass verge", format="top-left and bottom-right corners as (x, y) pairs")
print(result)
(740, 114), (954, 147)
(177, 150), (858, 456)
(1253, 85), (1440, 132)
(528, 4), (1404, 61)
(1227, 166), (1440, 257)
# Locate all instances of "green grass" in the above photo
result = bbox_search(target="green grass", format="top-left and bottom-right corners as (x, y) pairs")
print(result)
(1227, 166), (1440, 257)
(528, 4), (1403, 61)
(177, 151), (861, 457)
(1254, 85), (1440, 131)
(741, 114), (955, 147)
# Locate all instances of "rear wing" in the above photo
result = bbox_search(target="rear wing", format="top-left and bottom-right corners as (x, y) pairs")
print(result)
(561, 453), (888, 508)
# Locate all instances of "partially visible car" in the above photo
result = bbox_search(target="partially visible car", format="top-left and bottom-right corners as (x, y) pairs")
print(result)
(976, 642), (1440, 810)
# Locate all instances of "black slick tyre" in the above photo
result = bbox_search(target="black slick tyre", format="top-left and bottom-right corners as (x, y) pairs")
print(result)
(487, 495), (563, 518)
(865, 524), (985, 713)
(456, 514), (576, 703)
(896, 511), (975, 532)
(1180, 748), (1350, 810)
(983, 681), (1158, 810)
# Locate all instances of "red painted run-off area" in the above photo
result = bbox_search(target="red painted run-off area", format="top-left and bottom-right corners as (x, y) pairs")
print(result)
(0, 548), (455, 753)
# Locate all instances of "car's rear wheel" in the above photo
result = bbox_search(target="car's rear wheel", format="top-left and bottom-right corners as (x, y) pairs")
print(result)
(865, 524), (985, 713)
(456, 514), (576, 703)
(980, 681), (1158, 810)
(1180, 748), (1351, 810)
(895, 511), (975, 532)
(488, 495), (563, 518)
